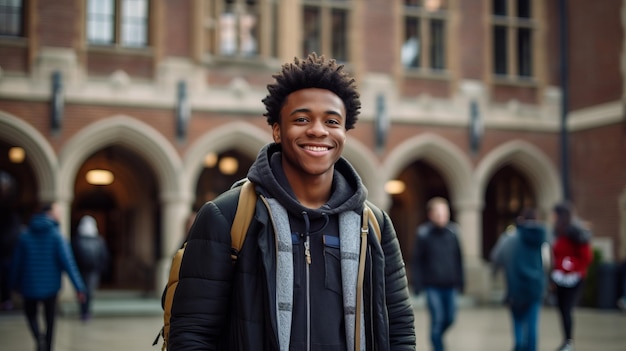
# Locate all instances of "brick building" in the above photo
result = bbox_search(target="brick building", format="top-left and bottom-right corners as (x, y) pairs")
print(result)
(0, 0), (624, 302)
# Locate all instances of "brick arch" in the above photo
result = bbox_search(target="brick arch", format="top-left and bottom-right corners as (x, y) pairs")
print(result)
(58, 115), (182, 202)
(183, 122), (272, 197)
(341, 138), (382, 206)
(475, 140), (561, 215)
(381, 133), (475, 207)
(0, 111), (58, 201)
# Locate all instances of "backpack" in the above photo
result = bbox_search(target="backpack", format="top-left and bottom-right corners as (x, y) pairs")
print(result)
(154, 180), (382, 350)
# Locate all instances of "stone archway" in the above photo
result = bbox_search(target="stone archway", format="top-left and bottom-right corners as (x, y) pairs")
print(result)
(59, 116), (182, 293)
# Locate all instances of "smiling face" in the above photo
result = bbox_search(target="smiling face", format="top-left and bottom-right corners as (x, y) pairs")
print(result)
(272, 88), (347, 184)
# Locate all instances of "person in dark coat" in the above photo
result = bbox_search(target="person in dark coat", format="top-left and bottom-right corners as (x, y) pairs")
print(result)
(491, 208), (547, 351)
(72, 215), (109, 321)
(167, 53), (416, 350)
(411, 197), (464, 351)
(10, 202), (86, 351)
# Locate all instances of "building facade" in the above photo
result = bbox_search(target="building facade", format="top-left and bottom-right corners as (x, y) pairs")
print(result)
(0, 0), (624, 302)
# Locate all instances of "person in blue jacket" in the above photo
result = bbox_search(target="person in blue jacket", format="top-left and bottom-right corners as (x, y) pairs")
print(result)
(491, 207), (547, 351)
(10, 202), (86, 351)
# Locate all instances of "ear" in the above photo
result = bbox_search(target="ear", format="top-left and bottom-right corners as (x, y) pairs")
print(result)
(272, 123), (281, 143)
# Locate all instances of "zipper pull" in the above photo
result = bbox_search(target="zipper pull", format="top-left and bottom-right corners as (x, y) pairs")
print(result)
(304, 237), (311, 265)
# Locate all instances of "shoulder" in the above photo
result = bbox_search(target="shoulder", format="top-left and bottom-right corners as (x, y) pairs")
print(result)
(446, 221), (461, 235)
(364, 200), (385, 224)
(192, 183), (247, 233)
(417, 222), (433, 238)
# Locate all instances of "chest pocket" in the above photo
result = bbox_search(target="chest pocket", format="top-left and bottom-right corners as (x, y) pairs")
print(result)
(323, 235), (342, 295)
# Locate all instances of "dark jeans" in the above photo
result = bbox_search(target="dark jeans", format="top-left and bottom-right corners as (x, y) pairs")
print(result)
(79, 271), (101, 318)
(23, 295), (57, 351)
(0, 257), (12, 303)
(510, 301), (541, 351)
(425, 287), (457, 351)
(555, 281), (582, 342)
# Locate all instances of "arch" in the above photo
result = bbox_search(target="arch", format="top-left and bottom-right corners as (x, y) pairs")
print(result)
(475, 140), (561, 214)
(381, 133), (475, 207)
(0, 111), (58, 200)
(58, 116), (183, 202)
(183, 122), (272, 195)
(342, 137), (383, 205)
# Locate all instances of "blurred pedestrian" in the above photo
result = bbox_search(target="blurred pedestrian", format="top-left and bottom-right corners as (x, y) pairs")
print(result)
(491, 208), (547, 351)
(411, 197), (465, 351)
(616, 259), (626, 311)
(550, 202), (593, 351)
(72, 215), (109, 321)
(490, 223), (516, 278)
(0, 207), (22, 311)
(10, 202), (86, 351)
(0, 170), (22, 311)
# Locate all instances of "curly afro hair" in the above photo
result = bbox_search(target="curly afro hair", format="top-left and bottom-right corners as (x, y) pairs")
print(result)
(262, 53), (361, 130)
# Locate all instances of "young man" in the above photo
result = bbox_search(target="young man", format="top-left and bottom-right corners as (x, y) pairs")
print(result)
(411, 197), (464, 351)
(168, 53), (416, 350)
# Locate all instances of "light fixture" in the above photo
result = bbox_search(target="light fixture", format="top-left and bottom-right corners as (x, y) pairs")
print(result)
(384, 180), (406, 195)
(86, 169), (114, 185)
(204, 153), (217, 168)
(9, 147), (25, 163)
(218, 156), (238, 175)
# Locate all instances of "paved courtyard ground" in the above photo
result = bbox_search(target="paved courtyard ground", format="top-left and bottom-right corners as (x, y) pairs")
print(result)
(1, 300), (624, 351)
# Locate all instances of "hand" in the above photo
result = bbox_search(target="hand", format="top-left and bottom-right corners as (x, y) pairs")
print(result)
(77, 292), (86, 303)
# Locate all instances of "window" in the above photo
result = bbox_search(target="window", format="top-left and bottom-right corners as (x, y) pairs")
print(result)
(203, 0), (278, 59)
(86, 0), (149, 47)
(402, 0), (448, 71)
(492, 0), (534, 78)
(0, 0), (23, 37)
(302, 0), (350, 62)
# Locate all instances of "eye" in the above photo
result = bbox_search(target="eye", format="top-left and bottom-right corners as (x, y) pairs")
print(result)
(294, 116), (309, 123)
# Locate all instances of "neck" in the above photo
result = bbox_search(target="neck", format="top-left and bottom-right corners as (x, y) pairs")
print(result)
(284, 171), (333, 209)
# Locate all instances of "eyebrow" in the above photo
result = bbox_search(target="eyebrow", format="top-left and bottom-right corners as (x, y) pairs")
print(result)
(288, 108), (343, 117)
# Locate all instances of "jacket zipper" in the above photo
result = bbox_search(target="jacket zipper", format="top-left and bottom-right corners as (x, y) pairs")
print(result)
(304, 235), (311, 351)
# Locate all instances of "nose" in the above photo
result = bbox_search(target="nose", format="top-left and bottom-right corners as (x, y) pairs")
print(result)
(306, 119), (329, 137)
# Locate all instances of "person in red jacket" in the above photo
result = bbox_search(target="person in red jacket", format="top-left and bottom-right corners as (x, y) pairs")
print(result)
(550, 202), (593, 351)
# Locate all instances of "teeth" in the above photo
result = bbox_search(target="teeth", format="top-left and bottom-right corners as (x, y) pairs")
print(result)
(304, 145), (328, 152)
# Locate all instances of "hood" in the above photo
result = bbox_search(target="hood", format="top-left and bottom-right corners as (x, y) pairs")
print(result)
(28, 213), (58, 235)
(78, 215), (99, 237)
(516, 222), (546, 248)
(247, 143), (368, 218)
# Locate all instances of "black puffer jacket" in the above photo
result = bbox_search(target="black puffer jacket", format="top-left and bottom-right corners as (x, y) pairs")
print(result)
(169, 144), (415, 350)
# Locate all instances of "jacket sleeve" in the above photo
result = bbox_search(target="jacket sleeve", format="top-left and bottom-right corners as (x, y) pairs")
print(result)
(58, 235), (86, 293)
(168, 198), (237, 350)
(380, 210), (416, 350)
(577, 242), (594, 276)
(455, 237), (465, 293)
(9, 236), (24, 292)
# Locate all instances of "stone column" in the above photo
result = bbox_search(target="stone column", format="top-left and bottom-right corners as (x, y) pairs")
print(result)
(155, 193), (192, 293)
(454, 199), (491, 304)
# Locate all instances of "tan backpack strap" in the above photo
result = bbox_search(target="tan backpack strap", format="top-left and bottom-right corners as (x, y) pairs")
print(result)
(365, 204), (382, 242)
(230, 180), (256, 259)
